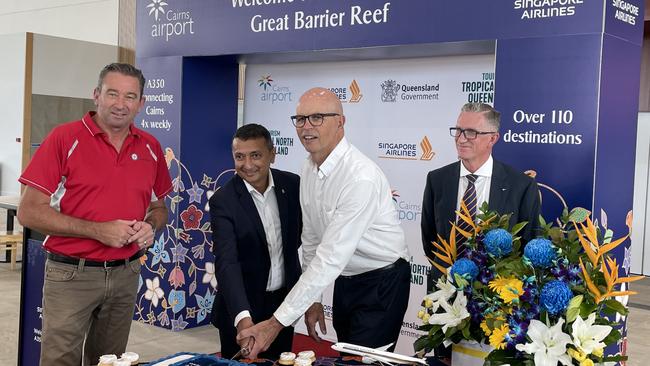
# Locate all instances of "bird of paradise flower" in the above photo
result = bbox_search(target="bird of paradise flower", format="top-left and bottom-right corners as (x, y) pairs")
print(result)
(575, 216), (644, 304)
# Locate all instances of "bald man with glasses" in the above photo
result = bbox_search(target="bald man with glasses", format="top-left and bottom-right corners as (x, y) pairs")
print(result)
(421, 102), (541, 290)
(239, 87), (410, 359)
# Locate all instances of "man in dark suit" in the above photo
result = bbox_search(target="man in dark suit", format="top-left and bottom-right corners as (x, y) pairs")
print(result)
(209, 124), (301, 359)
(421, 102), (540, 289)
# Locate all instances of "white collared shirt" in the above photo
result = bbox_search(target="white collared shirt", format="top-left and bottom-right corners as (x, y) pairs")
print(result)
(456, 155), (494, 217)
(235, 170), (285, 326)
(273, 137), (409, 326)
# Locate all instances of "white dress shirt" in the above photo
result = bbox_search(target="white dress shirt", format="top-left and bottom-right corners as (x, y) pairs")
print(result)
(274, 137), (409, 326)
(235, 171), (285, 327)
(456, 155), (494, 217)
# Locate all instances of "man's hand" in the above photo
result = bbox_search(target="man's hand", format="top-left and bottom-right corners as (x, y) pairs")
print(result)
(237, 316), (284, 359)
(96, 220), (137, 248)
(236, 317), (255, 358)
(305, 302), (327, 342)
(128, 221), (155, 249)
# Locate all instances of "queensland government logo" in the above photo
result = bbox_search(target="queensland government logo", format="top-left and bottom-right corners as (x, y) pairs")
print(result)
(377, 136), (435, 161)
(380, 79), (440, 102)
(329, 80), (363, 103)
(257, 75), (292, 104)
(148, 0), (195, 42)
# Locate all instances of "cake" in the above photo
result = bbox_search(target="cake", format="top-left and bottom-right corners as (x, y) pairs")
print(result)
(120, 352), (140, 365)
(98, 354), (118, 366)
(278, 352), (296, 365)
(297, 350), (316, 362)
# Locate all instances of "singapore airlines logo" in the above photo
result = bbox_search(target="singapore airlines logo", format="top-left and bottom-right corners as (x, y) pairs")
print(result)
(377, 136), (435, 161)
(147, 0), (168, 21)
(258, 75), (273, 91)
(420, 136), (434, 161)
(348, 80), (363, 103)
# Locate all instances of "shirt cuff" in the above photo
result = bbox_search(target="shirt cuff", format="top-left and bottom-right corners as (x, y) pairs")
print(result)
(234, 310), (251, 327)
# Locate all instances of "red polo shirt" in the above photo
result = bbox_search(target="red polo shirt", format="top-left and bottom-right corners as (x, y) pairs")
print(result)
(19, 112), (173, 260)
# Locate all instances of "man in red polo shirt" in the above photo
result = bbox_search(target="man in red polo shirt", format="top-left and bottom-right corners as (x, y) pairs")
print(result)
(17, 63), (172, 366)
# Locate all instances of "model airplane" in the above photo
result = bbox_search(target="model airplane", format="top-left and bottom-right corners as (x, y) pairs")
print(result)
(331, 342), (428, 366)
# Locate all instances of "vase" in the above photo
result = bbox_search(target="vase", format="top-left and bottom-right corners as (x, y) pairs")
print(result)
(451, 340), (493, 366)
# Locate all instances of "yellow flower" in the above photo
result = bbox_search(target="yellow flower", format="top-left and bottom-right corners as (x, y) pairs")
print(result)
(424, 298), (434, 308)
(422, 313), (430, 324)
(480, 319), (492, 336)
(568, 348), (587, 362)
(489, 324), (509, 350)
(592, 347), (603, 358)
(417, 309), (425, 319)
(580, 359), (594, 366)
(488, 276), (525, 304)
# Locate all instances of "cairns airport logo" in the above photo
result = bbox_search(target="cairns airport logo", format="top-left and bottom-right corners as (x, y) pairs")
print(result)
(147, 0), (195, 42)
(377, 136), (435, 161)
(391, 190), (422, 223)
(257, 75), (293, 104)
(380, 79), (440, 102)
(329, 80), (363, 103)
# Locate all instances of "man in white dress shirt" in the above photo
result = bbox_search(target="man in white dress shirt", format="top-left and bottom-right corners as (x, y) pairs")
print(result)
(239, 88), (411, 358)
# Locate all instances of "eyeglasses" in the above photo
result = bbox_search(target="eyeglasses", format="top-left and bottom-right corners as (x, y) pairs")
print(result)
(449, 127), (497, 140)
(290, 113), (340, 127)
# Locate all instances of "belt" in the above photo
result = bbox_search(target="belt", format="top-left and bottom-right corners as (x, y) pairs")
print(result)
(339, 257), (408, 279)
(47, 249), (146, 268)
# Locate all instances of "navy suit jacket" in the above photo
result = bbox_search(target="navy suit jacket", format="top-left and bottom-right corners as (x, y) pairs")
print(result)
(209, 169), (301, 329)
(421, 160), (540, 287)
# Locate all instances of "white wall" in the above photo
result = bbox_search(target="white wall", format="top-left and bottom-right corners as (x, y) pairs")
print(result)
(631, 112), (650, 275)
(0, 0), (119, 45)
(32, 34), (118, 98)
(0, 33), (26, 196)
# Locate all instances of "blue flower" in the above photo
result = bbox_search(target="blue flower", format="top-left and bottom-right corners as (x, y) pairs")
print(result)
(451, 258), (479, 282)
(524, 238), (557, 268)
(540, 280), (573, 315)
(483, 228), (513, 258)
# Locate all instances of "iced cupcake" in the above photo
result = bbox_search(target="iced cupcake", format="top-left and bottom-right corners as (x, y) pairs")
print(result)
(294, 357), (312, 366)
(279, 352), (296, 365)
(112, 359), (131, 366)
(98, 354), (117, 366)
(120, 352), (140, 365)
(297, 350), (316, 363)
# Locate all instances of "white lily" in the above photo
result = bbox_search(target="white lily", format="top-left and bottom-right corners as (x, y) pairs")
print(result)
(428, 291), (470, 333)
(515, 319), (573, 366)
(423, 278), (457, 312)
(571, 313), (612, 355)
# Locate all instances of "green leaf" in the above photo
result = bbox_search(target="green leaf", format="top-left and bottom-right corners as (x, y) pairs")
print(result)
(510, 221), (528, 236)
(568, 207), (590, 223)
(602, 299), (629, 316)
(549, 227), (564, 243)
(566, 295), (583, 323)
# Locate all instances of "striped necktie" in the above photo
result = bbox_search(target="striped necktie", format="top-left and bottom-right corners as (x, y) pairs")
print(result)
(456, 174), (478, 257)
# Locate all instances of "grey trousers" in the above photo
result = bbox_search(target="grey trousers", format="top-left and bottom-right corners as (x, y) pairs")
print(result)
(40, 257), (142, 366)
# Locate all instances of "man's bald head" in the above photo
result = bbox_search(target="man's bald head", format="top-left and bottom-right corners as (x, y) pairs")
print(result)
(297, 87), (344, 116)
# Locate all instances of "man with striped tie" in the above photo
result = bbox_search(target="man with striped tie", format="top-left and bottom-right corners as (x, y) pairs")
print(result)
(421, 102), (541, 290)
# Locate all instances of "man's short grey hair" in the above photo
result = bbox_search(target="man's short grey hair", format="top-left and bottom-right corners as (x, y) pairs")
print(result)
(461, 102), (500, 131)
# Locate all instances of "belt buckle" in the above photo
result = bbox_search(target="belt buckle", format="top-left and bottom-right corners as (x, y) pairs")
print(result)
(103, 260), (109, 269)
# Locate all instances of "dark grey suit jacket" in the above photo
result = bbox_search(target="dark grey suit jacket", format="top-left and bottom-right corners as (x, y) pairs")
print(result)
(209, 169), (301, 329)
(421, 160), (540, 288)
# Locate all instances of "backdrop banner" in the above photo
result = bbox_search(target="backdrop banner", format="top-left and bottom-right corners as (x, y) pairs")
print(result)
(243, 54), (495, 353)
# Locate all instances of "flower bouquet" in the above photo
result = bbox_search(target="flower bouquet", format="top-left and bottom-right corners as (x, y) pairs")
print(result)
(414, 203), (643, 366)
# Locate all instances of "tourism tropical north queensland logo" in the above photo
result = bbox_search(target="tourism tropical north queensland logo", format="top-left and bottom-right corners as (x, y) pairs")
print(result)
(377, 136), (435, 161)
(257, 75), (293, 104)
(147, 0), (196, 42)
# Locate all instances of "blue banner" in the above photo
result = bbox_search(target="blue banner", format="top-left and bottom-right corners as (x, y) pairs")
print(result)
(137, 0), (604, 57)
